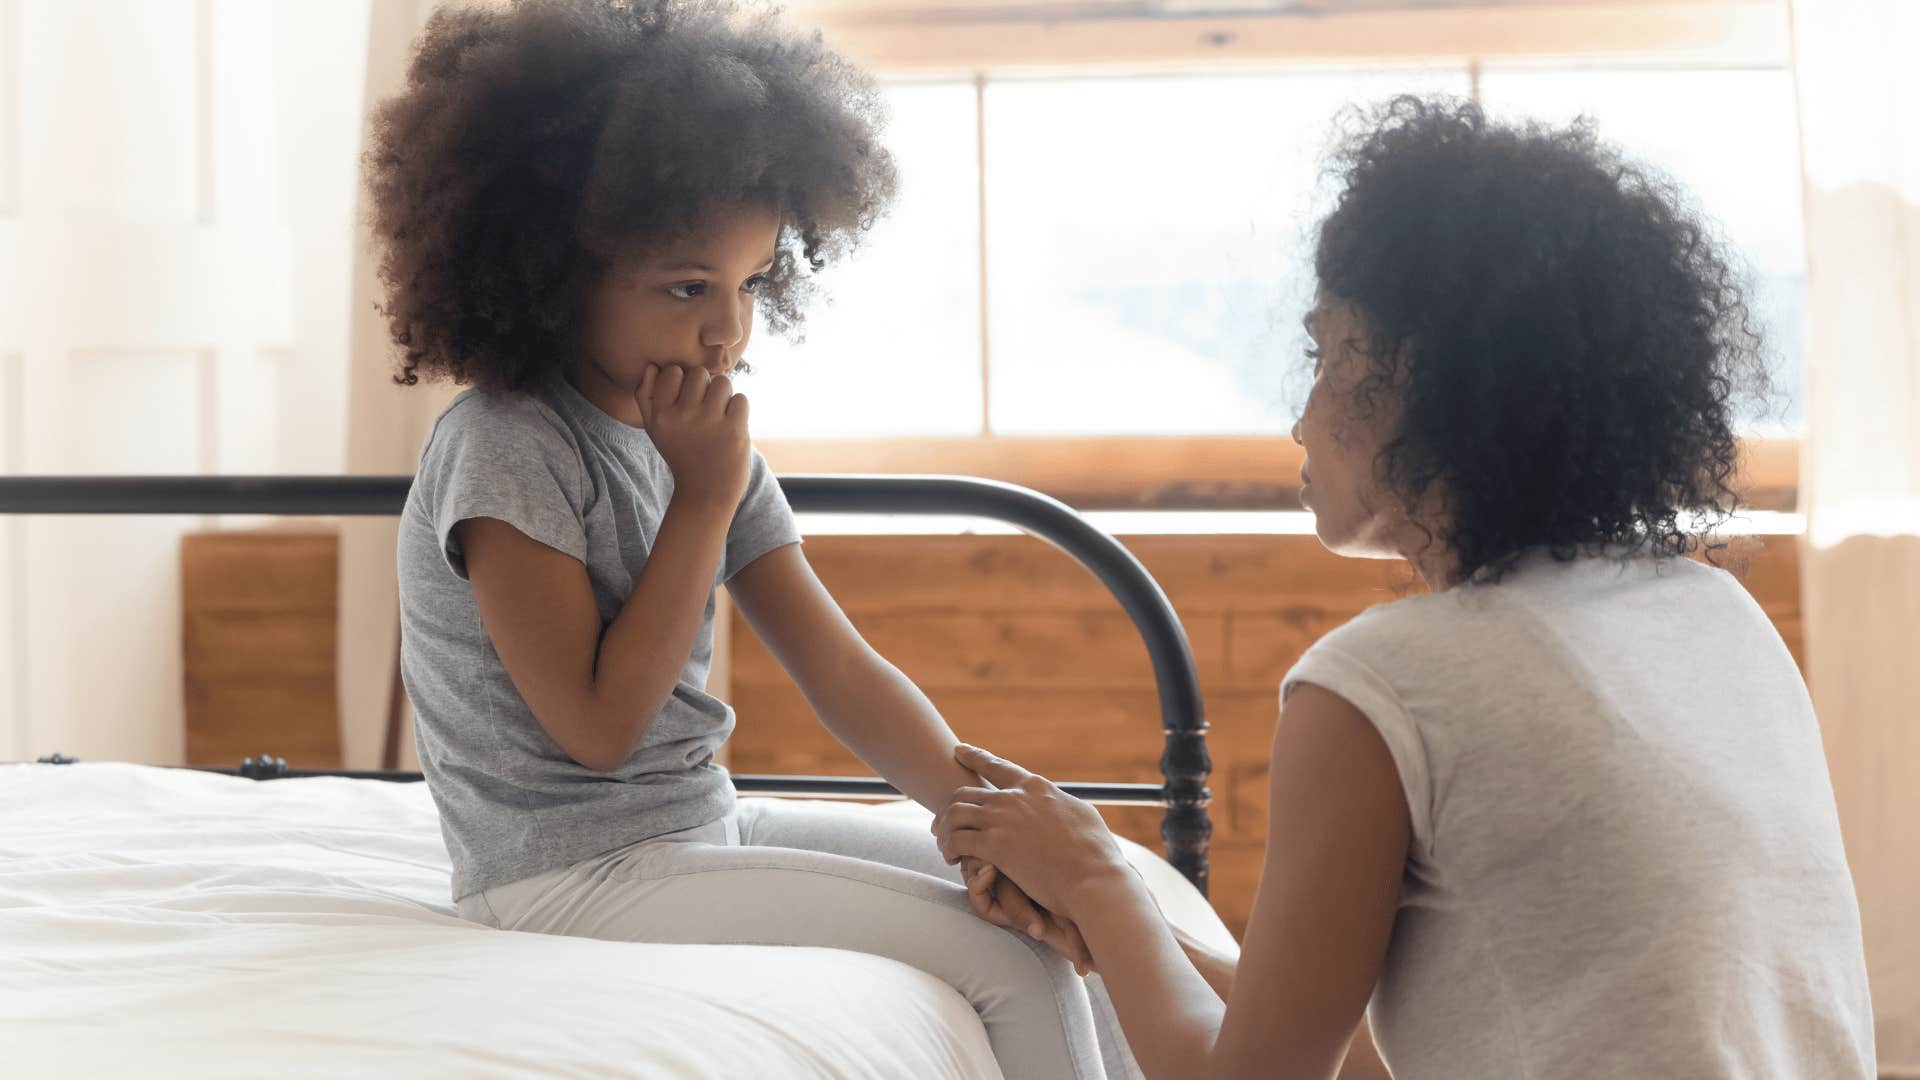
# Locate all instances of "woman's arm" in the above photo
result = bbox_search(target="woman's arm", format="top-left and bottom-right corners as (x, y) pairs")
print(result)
(934, 681), (1409, 1080)
(1173, 922), (1239, 1001)
(1208, 682), (1407, 1078)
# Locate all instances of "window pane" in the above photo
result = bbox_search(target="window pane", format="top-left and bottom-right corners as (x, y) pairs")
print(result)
(1478, 67), (1807, 432)
(745, 80), (984, 438)
(982, 68), (1471, 436)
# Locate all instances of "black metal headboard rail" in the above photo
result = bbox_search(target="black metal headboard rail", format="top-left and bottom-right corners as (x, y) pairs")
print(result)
(2, 474), (1212, 894)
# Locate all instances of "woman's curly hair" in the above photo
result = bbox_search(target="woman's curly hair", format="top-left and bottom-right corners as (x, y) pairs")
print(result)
(364, 0), (897, 392)
(1312, 96), (1773, 584)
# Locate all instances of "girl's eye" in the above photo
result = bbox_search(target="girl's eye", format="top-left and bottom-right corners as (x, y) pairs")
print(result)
(1305, 345), (1324, 372)
(742, 274), (770, 294)
(667, 282), (707, 300)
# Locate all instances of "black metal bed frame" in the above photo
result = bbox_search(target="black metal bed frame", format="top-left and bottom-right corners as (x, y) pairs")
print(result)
(1, 474), (1212, 894)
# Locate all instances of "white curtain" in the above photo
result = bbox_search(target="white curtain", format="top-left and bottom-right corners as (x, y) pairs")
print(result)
(1790, 0), (1920, 1070)
(335, 0), (456, 771)
(0, 0), (367, 765)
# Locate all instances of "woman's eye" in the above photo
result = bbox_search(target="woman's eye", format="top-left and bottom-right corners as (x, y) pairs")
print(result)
(667, 282), (706, 300)
(742, 274), (770, 294)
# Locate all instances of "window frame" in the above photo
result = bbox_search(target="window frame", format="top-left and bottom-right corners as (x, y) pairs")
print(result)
(761, 434), (1798, 512)
(763, 1), (1798, 510)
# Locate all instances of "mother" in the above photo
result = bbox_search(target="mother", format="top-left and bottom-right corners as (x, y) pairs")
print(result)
(934, 97), (1875, 1080)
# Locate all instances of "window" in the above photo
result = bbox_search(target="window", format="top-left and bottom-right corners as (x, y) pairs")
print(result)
(746, 80), (984, 438)
(749, 64), (1806, 439)
(984, 68), (1469, 435)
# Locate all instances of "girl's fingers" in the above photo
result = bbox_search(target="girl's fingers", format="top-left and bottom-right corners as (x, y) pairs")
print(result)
(656, 365), (687, 407)
(1052, 921), (1094, 975)
(705, 373), (734, 414)
(993, 879), (1047, 939)
(678, 365), (710, 408)
(968, 861), (997, 893)
(964, 863), (997, 920)
(636, 365), (658, 424)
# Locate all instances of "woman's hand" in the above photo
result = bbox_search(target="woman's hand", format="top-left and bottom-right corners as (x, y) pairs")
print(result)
(933, 744), (1133, 924)
(635, 363), (750, 510)
(960, 856), (1095, 975)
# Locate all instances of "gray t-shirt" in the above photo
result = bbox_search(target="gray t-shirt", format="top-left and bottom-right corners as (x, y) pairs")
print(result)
(1283, 549), (1875, 1079)
(397, 370), (801, 901)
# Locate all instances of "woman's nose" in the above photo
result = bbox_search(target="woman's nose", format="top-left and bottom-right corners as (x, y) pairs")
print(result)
(1290, 418), (1304, 446)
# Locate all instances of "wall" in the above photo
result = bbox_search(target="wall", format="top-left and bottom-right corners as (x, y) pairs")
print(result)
(728, 530), (1804, 935)
(0, 0), (369, 764)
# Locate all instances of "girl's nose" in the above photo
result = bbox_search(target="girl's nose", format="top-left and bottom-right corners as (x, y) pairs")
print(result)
(1291, 418), (1305, 446)
(700, 296), (747, 351)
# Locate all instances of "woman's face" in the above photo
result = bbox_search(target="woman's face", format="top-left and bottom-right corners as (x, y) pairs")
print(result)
(581, 205), (783, 392)
(1291, 295), (1417, 562)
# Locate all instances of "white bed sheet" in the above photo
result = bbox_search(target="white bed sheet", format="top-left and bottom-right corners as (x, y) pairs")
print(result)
(1, 763), (1233, 1079)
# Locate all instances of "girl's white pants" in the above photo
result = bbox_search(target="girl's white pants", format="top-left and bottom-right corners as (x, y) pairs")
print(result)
(456, 798), (1142, 1080)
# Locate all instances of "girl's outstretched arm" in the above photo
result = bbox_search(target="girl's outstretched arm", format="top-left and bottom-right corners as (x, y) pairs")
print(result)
(727, 543), (1092, 969)
(727, 543), (976, 812)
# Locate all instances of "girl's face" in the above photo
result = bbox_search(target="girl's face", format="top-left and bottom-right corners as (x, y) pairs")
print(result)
(582, 206), (783, 392)
(1291, 295), (1422, 563)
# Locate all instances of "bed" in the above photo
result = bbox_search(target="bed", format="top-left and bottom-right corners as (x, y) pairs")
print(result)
(0, 474), (1222, 1078)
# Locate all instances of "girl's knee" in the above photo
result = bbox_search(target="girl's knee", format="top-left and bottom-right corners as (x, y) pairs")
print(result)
(961, 922), (1084, 1004)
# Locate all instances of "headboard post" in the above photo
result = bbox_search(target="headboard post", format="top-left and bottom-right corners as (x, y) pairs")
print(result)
(1, 474), (1213, 895)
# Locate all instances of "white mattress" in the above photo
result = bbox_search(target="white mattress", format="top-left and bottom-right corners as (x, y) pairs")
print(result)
(1, 763), (1233, 1079)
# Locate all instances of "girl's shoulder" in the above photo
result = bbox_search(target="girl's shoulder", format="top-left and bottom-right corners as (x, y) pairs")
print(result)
(420, 385), (585, 467)
(410, 386), (598, 520)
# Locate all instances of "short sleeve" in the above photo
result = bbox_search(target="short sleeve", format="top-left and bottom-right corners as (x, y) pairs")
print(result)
(722, 448), (802, 581)
(1282, 638), (1437, 858)
(418, 397), (591, 580)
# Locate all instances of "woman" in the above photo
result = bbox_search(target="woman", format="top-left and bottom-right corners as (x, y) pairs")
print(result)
(932, 97), (1876, 1079)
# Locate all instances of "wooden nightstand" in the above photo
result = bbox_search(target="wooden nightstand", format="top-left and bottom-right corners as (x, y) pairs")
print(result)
(181, 528), (342, 768)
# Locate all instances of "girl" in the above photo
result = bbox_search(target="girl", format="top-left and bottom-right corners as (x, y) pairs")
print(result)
(933, 98), (1877, 1079)
(370, 2), (1149, 1077)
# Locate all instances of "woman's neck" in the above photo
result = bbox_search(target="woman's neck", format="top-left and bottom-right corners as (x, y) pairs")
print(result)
(1411, 549), (1459, 593)
(1377, 502), (1459, 592)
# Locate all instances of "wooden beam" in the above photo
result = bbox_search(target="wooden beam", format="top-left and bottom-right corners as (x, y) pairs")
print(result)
(798, 2), (1787, 75)
(763, 436), (1308, 509)
(761, 434), (1798, 511)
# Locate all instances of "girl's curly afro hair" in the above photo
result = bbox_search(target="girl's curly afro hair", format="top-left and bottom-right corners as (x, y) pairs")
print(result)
(364, 0), (898, 392)
(1313, 96), (1774, 584)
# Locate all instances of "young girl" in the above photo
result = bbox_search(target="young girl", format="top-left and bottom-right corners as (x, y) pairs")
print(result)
(932, 98), (1877, 1079)
(369, 2), (1144, 1077)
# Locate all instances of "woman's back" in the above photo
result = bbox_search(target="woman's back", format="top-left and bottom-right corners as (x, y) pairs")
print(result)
(1284, 548), (1875, 1078)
